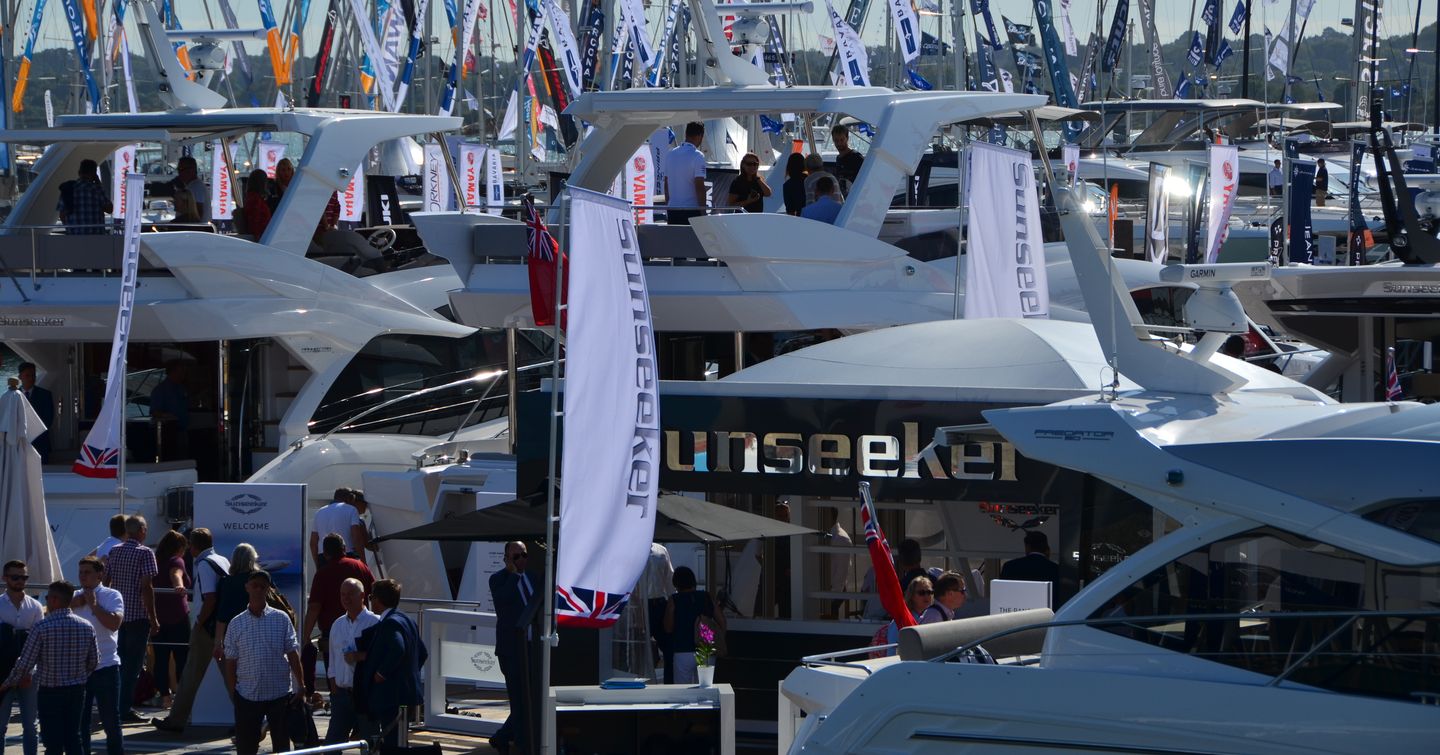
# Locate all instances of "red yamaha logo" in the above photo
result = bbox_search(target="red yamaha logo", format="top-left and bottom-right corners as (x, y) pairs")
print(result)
(1222, 162), (1233, 180)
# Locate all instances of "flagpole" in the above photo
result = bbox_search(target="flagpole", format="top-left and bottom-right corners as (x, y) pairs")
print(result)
(539, 191), (567, 755)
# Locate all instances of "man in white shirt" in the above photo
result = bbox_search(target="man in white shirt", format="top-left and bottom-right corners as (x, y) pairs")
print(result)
(0, 559), (43, 755)
(324, 578), (378, 744)
(311, 488), (368, 566)
(154, 527), (230, 732)
(73, 556), (124, 755)
(663, 122), (709, 225)
(91, 515), (127, 562)
(1268, 159), (1284, 197)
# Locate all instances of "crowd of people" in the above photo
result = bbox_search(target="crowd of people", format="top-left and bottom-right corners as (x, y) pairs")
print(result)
(661, 121), (864, 227)
(0, 495), (425, 753)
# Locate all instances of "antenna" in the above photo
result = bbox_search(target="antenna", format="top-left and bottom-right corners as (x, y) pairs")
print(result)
(686, 0), (812, 86)
(133, 0), (231, 110)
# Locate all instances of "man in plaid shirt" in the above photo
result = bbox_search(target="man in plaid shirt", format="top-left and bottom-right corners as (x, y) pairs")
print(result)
(0, 581), (98, 754)
(104, 515), (158, 723)
(56, 159), (113, 235)
(224, 570), (305, 755)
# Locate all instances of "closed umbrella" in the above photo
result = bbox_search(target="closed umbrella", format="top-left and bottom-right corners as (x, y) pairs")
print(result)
(0, 380), (63, 583)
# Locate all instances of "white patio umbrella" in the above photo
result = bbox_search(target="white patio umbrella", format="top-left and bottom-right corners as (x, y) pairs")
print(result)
(0, 380), (63, 584)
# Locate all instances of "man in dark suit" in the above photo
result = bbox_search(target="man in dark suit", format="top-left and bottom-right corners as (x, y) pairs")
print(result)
(999, 531), (1059, 584)
(488, 541), (534, 755)
(17, 363), (53, 462)
(360, 579), (426, 748)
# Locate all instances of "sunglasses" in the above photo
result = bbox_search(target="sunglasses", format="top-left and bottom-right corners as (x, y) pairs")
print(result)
(511, 553), (529, 561)
(916, 589), (934, 596)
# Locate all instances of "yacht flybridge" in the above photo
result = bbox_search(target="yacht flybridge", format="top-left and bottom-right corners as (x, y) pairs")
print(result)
(780, 163), (1439, 753)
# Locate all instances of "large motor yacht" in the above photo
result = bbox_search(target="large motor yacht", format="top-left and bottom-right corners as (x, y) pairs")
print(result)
(779, 165), (1439, 754)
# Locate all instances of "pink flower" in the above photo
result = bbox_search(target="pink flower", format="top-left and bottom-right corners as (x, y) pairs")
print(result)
(699, 623), (715, 644)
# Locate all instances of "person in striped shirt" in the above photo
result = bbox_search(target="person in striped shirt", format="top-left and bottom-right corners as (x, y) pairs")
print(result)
(0, 581), (98, 755)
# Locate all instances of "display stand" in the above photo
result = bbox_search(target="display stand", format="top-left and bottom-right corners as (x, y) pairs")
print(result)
(545, 683), (735, 755)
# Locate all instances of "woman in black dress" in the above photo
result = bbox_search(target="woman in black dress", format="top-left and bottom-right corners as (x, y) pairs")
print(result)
(782, 153), (807, 215)
(725, 153), (772, 213)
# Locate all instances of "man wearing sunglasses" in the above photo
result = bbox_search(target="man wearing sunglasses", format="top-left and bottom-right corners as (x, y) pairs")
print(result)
(488, 542), (534, 755)
(0, 561), (42, 755)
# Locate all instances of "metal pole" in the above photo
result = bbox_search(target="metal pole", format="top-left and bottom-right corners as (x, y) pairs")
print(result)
(506, 326), (518, 454)
(1241, 0), (1252, 99)
(539, 192), (567, 755)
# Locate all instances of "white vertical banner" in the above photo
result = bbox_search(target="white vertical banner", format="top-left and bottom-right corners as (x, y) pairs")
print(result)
(649, 128), (672, 197)
(258, 139), (287, 178)
(210, 140), (239, 221)
(555, 186), (659, 628)
(423, 143), (450, 212)
(825, 0), (871, 86)
(73, 173), (143, 479)
(485, 145), (504, 215)
(1058, 0), (1078, 56)
(624, 144), (653, 225)
(110, 144), (138, 222)
(459, 144), (486, 210)
(190, 482), (307, 725)
(1145, 162), (1171, 263)
(1205, 143), (1239, 264)
(618, 0), (654, 70)
(43, 89), (54, 127)
(886, 0), (920, 63)
(1062, 144), (1080, 184)
(339, 165), (365, 222)
(546, 0), (584, 97)
(964, 143), (1050, 320)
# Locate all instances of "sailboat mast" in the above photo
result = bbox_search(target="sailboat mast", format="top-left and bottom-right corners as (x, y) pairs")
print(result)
(1240, 0), (1251, 98)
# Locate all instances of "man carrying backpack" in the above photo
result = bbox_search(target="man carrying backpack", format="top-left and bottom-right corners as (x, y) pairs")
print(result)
(152, 528), (230, 733)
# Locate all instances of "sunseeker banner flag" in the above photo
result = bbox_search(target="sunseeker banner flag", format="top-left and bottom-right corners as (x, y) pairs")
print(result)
(1136, 0), (1173, 98)
(556, 186), (660, 629)
(1205, 144), (1239, 263)
(74, 173), (143, 478)
(964, 143), (1049, 319)
(1146, 163), (1171, 263)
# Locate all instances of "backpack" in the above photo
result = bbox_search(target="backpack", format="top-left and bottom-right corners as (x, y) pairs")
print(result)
(267, 586), (298, 628)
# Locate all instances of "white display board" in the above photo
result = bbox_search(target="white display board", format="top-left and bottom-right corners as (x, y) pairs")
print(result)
(190, 482), (307, 725)
(990, 579), (1053, 614)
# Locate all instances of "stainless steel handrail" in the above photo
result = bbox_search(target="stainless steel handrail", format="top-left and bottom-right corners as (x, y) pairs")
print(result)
(278, 741), (370, 755)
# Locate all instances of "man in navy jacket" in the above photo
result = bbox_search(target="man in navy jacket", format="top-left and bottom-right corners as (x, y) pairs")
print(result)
(360, 579), (426, 747)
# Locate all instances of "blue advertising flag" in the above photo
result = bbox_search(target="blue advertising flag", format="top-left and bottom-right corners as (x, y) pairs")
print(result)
(1102, 0), (1128, 72)
(907, 67), (934, 90)
(1211, 39), (1234, 66)
(1031, 0), (1080, 141)
(971, 0), (1003, 50)
(1287, 160), (1316, 264)
(759, 114), (784, 133)
(1175, 71), (1190, 98)
(1187, 32), (1204, 66)
(1228, 0), (1246, 34)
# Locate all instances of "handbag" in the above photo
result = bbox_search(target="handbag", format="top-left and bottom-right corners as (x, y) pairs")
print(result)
(286, 697), (321, 748)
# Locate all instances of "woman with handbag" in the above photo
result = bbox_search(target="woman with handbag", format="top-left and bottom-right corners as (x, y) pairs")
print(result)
(662, 567), (725, 685)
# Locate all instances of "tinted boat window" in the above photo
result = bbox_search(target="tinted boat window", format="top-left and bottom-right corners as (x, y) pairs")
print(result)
(1093, 527), (1440, 702)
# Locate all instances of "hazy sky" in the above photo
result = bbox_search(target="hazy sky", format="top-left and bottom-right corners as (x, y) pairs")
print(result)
(17, 0), (1393, 64)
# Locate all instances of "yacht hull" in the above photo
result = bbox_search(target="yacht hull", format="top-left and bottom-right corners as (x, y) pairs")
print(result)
(790, 662), (1440, 754)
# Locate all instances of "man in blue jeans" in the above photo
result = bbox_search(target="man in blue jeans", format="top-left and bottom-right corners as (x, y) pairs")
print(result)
(73, 557), (124, 754)
(0, 560), (43, 755)
(0, 580), (98, 755)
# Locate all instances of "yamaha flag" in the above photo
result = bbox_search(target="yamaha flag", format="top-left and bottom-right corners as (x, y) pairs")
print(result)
(74, 173), (143, 478)
(964, 143), (1050, 319)
(555, 187), (658, 629)
(1287, 159), (1316, 264)
(1204, 144), (1239, 263)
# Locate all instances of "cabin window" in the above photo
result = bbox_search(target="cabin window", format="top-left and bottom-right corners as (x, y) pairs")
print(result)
(1363, 499), (1440, 546)
(1093, 526), (1440, 701)
(309, 330), (550, 435)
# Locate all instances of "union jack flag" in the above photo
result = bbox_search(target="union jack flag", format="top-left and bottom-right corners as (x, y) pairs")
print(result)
(525, 195), (558, 262)
(73, 443), (120, 478)
(1385, 346), (1402, 400)
(555, 584), (630, 628)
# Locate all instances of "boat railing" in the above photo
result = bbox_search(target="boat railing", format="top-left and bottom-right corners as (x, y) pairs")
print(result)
(0, 222), (222, 293)
(802, 609), (1440, 700)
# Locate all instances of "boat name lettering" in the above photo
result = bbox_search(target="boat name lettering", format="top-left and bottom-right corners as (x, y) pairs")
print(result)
(1381, 282), (1440, 295)
(622, 216), (659, 510)
(1013, 164), (1043, 318)
(0, 315), (65, 327)
(663, 422), (1019, 482)
(1034, 429), (1113, 441)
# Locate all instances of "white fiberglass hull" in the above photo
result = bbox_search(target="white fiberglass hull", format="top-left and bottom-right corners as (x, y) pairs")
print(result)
(789, 662), (1440, 754)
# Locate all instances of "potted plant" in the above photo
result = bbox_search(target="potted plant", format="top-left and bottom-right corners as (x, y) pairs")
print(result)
(694, 619), (718, 687)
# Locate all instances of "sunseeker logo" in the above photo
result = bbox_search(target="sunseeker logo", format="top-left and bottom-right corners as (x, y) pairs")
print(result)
(1382, 282), (1440, 295)
(1013, 163), (1043, 317)
(1035, 429), (1113, 441)
(621, 216), (659, 511)
(225, 493), (267, 515)
(0, 315), (64, 327)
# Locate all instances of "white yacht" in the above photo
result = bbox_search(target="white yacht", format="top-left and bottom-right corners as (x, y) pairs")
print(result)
(0, 2), (535, 569)
(779, 171), (1440, 753)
